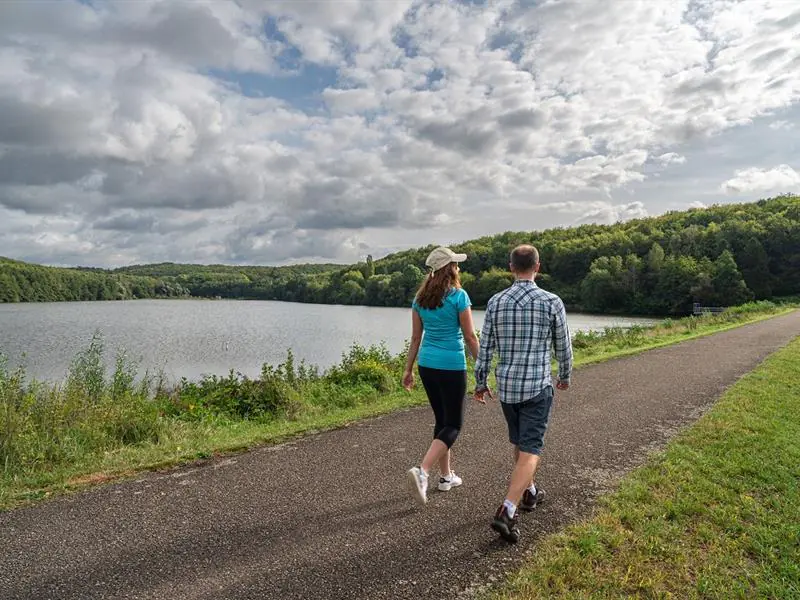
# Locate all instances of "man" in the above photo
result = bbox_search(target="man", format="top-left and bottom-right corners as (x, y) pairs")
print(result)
(474, 244), (573, 544)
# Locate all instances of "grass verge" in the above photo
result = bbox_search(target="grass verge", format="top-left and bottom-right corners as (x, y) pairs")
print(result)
(0, 301), (795, 512)
(490, 333), (800, 599)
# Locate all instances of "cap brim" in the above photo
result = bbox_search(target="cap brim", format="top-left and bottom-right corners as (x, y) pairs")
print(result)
(452, 253), (467, 262)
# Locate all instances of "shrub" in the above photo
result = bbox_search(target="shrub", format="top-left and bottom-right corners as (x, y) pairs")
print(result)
(327, 358), (395, 392)
(325, 343), (397, 392)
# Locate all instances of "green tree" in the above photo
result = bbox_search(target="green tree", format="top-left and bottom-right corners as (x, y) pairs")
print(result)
(473, 269), (514, 306)
(711, 250), (753, 306)
(653, 255), (702, 315)
(647, 242), (665, 272)
(580, 255), (640, 313)
(337, 280), (365, 304)
(736, 237), (772, 299)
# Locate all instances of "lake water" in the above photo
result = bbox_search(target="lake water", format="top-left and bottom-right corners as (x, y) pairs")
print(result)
(0, 300), (657, 383)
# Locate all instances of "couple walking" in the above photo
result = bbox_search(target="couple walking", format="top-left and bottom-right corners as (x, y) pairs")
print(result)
(402, 244), (573, 544)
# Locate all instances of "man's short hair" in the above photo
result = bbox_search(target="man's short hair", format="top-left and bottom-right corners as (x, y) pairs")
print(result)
(510, 245), (539, 272)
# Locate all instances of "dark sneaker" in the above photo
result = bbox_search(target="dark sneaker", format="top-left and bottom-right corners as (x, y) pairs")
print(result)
(491, 505), (520, 544)
(519, 487), (546, 512)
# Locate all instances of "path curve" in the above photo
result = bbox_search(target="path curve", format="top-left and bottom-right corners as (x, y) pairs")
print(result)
(2, 312), (799, 600)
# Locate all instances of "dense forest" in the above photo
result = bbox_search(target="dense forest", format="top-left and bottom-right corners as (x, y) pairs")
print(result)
(0, 259), (339, 304)
(0, 257), (191, 303)
(2, 195), (799, 315)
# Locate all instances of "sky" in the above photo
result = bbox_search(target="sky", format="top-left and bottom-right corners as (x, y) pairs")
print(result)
(1, 0), (799, 268)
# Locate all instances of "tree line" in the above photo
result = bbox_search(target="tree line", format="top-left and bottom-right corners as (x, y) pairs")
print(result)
(0, 258), (189, 303)
(2, 195), (799, 315)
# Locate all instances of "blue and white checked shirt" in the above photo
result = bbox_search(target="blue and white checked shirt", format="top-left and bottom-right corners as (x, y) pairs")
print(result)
(475, 279), (573, 404)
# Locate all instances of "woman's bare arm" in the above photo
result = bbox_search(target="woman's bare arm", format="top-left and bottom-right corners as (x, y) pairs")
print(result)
(402, 310), (424, 389)
(459, 307), (479, 361)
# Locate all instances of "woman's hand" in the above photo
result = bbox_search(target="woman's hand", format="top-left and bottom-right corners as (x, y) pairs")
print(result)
(402, 369), (415, 391)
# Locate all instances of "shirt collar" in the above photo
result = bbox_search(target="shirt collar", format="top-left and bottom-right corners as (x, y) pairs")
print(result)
(513, 278), (538, 287)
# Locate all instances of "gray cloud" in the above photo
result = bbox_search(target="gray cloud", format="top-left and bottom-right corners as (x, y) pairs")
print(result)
(416, 120), (501, 157)
(774, 10), (800, 30)
(108, 4), (245, 69)
(0, 97), (93, 148)
(93, 212), (156, 232)
(497, 108), (545, 130)
(0, 152), (96, 187)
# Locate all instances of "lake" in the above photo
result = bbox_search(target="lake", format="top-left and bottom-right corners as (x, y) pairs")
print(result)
(0, 300), (657, 382)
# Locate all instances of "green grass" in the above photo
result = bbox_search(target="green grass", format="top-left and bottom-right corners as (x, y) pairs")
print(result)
(490, 334), (800, 599)
(0, 301), (794, 511)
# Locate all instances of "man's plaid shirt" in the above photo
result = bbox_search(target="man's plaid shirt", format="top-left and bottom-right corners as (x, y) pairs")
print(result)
(475, 279), (573, 404)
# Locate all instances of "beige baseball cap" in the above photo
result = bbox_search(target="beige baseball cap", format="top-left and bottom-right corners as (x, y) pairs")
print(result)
(425, 246), (467, 272)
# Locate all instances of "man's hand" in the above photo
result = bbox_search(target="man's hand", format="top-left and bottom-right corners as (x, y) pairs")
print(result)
(473, 386), (494, 404)
(402, 370), (415, 391)
(556, 379), (570, 391)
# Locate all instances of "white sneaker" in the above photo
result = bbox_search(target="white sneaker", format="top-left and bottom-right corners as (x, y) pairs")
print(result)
(438, 472), (463, 492)
(407, 467), (428, 505)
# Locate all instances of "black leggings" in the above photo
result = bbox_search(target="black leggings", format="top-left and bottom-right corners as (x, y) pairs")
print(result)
(418, 366), (467, 449)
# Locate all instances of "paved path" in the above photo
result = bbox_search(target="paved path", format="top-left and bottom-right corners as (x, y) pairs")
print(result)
(2, 312), (799, 600)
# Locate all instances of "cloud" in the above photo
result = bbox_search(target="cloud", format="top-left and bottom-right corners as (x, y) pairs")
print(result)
(769, 120), (795, 131)
(721, 165), (800, 194)
(654, 153), (687, 166)
(576, 201), (649, 225)
(321, 88), (380, 115)
(1, 0), (800, 265)
(524, 199), (650, 226)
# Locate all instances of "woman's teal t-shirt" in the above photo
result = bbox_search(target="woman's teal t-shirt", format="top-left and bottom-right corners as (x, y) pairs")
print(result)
(412, 287), (472, 371)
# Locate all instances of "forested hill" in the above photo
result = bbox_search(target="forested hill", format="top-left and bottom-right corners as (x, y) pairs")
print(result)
(0, 259), (340, 303)
(2, 195), (799, 315)
(0, 257), (189, 302)
(369, 194), (800, 315)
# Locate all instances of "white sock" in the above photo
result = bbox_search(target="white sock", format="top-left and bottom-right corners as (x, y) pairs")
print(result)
(503, 499), (517, 518)
(419, 467), (428, 479)
(528, 483), (537, 495)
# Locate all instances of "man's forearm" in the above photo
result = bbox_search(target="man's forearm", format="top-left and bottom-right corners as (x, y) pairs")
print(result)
(474, 304), (494, 389)
(556, 341), (573, 383)
(474, 354), (490, 389)
(557, 359), (572, 383)
(553, 300), (572, 383)
(474, 337), (493, 389)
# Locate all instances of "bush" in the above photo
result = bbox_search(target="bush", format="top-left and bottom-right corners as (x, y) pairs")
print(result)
(327, 358), (395, 392)
(325, 343), (397, 392)
(168, 370), (301, 422)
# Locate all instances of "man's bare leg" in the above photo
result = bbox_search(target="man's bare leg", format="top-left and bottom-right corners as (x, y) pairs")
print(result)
(513, 446), (540, 490)
(505, 450), (540, 507)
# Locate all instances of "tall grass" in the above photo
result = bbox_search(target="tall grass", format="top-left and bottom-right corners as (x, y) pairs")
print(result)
(1, 334), (404, 482)
(1, 334), (163, 480)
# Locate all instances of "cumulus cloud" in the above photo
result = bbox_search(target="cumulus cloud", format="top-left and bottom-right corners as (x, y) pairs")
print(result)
(655, 153), (687, 166)
(1, 0), (800, 265)
(577, 201), (649, 225)
(533, 200), (649, 225)
(769, 120), (795, 131)
(721, 165), (800, 194)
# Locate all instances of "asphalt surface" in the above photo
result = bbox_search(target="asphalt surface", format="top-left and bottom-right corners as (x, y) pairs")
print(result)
(2, 311), (799, 600)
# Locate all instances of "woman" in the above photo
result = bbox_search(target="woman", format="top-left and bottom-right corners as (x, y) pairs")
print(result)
(403, 246), (480, 505)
